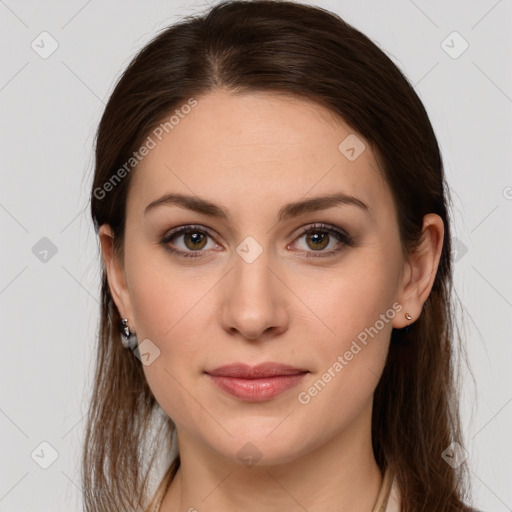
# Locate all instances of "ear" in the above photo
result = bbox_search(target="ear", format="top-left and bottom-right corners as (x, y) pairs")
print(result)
(98, 224), (134, 327)
(392, 213), (445, 329)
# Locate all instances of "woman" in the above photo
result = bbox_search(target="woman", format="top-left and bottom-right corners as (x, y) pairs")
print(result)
(83, 1), (478, 510)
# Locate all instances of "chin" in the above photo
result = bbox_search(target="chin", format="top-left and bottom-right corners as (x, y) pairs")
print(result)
(207, 426), (312, 468)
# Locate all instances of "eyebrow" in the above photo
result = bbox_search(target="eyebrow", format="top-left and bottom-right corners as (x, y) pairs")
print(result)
(144, 191), (370, 221)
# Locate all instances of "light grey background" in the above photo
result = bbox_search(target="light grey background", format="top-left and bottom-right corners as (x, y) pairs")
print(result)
(1, 0), (511, 510)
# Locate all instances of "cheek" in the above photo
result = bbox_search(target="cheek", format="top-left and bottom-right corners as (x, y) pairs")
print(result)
(126, 243), (207, 339)
(296, 254), (399, 359)
(128, 260), (212, 429)
(292, 264), (397, 440)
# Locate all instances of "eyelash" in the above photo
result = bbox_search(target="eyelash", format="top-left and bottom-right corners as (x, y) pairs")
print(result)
(159, 223), (354, 259)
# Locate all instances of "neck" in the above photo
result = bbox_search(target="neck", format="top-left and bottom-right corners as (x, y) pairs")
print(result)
(160, 402), (383, 512)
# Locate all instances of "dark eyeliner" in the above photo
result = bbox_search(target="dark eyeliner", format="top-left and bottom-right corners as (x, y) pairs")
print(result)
(159, 225), (212, 259)
(294, 223), (353, 258)
(159, 222), (353, 259)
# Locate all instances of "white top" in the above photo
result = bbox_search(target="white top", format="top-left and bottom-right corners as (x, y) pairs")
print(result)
(386, 476), (401, 512)
(371, 467), (401, 512)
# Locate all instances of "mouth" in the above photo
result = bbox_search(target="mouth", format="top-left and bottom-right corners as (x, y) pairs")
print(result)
(205, 362), (309, 402)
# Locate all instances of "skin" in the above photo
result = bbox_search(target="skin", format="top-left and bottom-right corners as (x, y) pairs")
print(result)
(99, 89), (444, 511)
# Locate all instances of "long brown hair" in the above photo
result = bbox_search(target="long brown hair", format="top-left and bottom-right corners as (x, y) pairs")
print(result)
(84, 1), (473, 510)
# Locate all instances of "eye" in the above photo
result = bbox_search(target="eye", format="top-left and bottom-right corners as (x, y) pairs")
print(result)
(160, 223), (353, 259)
(290, 223), (353, 258)
(160, 225), (219, 259)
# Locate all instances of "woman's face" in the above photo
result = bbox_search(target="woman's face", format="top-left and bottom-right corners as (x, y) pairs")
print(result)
(103, 89), (413, 465)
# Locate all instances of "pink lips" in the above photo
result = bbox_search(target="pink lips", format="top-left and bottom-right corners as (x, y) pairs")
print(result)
(206, 362), (308, 402)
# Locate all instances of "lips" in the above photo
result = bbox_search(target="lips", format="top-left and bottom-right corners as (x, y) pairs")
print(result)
(206, 362), (309, 402)
(206, 362), (308, 379)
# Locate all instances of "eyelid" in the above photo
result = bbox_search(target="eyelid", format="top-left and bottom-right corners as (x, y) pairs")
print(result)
(292, 223), (352, 244)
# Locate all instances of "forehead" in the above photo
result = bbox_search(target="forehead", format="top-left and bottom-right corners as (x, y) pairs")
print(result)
(129, 90), (392, 219)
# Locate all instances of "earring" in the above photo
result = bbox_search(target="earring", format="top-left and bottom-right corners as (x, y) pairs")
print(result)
(119, 318), (138, 350)
(405, 313), (412, 321)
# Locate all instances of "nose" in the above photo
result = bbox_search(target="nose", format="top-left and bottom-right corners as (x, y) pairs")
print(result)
(219, 244), (290, 341)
